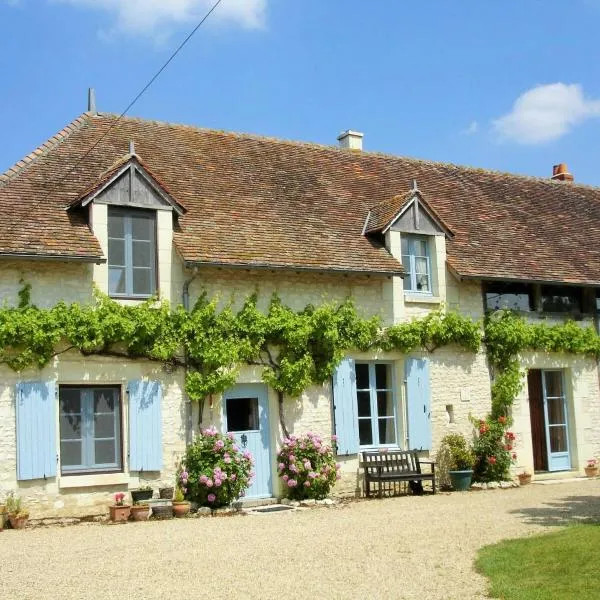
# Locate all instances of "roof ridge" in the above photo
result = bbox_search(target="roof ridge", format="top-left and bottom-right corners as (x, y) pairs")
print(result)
(97, 112), (600, 193)
(0, 113), (92, 187)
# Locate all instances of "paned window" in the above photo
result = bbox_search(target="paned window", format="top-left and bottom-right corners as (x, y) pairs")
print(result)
(355, 362), (397, 447)
(401, 235), (432, 294)
(484, 282), (534, 312)
(59, 386), (122, 474)
(541, 285), (582, 313)
(108, 207), (156, 297)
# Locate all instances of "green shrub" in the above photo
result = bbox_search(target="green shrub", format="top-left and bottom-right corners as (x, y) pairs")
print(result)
(439, 434), (475, 471)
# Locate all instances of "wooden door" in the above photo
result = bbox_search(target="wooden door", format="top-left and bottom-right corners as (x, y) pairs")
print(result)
(527, 370), (548, 471)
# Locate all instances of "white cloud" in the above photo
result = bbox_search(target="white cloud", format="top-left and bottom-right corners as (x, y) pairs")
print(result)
(462, 120), (479, 135)
(493, 83), (600, 145)
(54, 0), (267, 36)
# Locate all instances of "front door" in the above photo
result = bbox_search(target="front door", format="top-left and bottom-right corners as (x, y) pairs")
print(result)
(542, 370), (571, 472)
(223, 384), (272, 499)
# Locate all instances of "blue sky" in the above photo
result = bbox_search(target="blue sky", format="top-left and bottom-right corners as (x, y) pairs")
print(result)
(2, 0), (600, 183)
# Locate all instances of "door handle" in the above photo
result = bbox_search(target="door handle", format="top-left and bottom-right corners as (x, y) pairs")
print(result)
(241, 433), (248, 448)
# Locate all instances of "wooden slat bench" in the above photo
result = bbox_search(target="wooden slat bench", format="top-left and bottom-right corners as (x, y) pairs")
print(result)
(362, 450), (436, 497)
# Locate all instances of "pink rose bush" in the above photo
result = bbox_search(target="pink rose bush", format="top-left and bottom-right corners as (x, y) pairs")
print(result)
(277, 432), (340, 500)
(183, 426), (254, 508)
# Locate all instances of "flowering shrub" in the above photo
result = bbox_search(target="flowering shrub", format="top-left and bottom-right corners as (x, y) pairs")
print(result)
(277, 432), (340, 500)
(183, 427), (254, 508)
(472, 416), (516, 482)
(587, 458), (598, 469)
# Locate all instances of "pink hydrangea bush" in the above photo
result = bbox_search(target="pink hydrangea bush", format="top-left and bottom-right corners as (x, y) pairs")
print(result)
(277, 432), (340, 500)
(183, 426), (254, 508)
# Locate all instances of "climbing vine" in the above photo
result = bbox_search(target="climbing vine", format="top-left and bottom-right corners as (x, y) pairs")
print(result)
(0, 284), (482, 435)
(483, 310), (600, 418)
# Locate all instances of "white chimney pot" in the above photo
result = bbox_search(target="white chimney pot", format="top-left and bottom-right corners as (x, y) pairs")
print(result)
(337, 130), (364, 151)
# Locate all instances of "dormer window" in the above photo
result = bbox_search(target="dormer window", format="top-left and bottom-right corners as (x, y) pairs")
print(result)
(401, 235), (431, 293)
(108, 207), (156, 298)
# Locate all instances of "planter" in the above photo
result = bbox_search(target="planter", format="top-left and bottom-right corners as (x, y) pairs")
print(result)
(131, 489), (153, 504)
(0, 505), (6, 530)
(173, 501), (191, 518)
(130, 504), (150, 521)
(109, 505), (131, 522)
(151, 504), (173, 520)
(8, 514), (29, 530)
(449, 470), (473, 491)
(518, 473), (532, 486)
(159, 487), (174, 500)
(585, 466), (599, 478)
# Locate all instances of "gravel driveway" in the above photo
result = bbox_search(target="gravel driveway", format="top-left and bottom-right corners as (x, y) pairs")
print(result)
(2, 479), (599, 600)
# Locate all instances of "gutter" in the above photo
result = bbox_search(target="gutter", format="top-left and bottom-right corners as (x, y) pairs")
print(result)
(182, 259), (404, 278)
(0, 251), (105, 264)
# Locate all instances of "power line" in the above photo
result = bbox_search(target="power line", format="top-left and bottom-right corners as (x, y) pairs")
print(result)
(50, 0), (223, 193)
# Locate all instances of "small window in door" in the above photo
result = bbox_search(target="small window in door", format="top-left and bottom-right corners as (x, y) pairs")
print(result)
(226, 397), (259, 431)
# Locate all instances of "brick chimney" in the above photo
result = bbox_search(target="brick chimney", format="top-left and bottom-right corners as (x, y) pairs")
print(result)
(337, 130), (363, 151)
(551, 163), (574, 182)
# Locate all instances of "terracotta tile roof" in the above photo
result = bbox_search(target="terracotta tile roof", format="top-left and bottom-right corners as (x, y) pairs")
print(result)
(3, 112), (600, 283)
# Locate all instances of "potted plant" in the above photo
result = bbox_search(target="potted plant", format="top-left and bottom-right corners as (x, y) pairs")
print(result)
(585, 458), (599, 478)
(6, 492), (29, 529)
(130, 502), (151, 521)
(440, 434), (475, 491)
(131, 485), (153, 505)
(172, 469), (191, 517)
(0, 501), (6, 531)
(518, 471), (532, 486)
(109, 492), (131, 522)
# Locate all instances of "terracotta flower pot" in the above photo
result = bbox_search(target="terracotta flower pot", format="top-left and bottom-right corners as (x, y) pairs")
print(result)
(518, 473), (532, 486)
(109, 505), (131, 522)
(8, 514), (29, 530)
(130, 505), (150, 521)
(585, 466), (599, 478)
(173, 501), (191, 518)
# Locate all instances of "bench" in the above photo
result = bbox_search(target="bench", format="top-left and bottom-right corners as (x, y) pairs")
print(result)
(362, 450), (436, 497)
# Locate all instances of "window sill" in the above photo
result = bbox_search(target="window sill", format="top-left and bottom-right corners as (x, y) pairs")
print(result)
(404, 294), (441, 305)
(59, 473), (129, 489)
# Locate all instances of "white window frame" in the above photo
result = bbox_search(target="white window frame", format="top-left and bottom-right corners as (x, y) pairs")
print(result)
(401, 234), (432, 295)
(59, 386), (122, 475)
(108, 207), (157, 299)
(355, 361), (399, 449)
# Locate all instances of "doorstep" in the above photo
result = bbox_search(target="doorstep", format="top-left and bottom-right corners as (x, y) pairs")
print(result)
(232, 497), (280, 509)
(533, 471), (588, 485)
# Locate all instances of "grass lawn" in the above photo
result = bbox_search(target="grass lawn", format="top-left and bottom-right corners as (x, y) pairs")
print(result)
(476, 524), (600, 600)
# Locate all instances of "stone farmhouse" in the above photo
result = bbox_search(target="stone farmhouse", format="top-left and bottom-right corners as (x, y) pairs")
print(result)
(1, 106), (599, 517)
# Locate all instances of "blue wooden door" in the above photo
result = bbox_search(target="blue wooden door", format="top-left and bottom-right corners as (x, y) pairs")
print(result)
(542, 370), (571, 472)
(223, 384), (272, 499)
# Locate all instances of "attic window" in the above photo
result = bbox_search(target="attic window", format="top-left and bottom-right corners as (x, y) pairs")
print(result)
(108, 207), (156, 298)
(401, 235), (431, 294)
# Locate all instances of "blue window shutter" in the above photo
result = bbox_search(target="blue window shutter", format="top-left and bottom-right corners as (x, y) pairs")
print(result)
(128, 380), (162, 471)
(405, 358), (432, 451)
(16, 381), (57, 480)
(332, 358), (359, 455)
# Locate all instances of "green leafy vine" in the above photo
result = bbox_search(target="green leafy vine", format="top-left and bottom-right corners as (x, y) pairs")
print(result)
(1, 284), (482, 435)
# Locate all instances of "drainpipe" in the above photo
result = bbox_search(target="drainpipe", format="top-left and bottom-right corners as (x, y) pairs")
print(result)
(182, 268), (199, 444)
